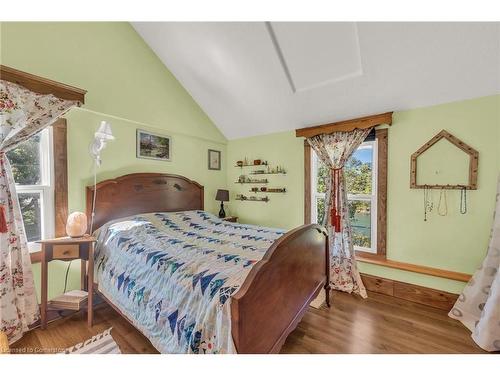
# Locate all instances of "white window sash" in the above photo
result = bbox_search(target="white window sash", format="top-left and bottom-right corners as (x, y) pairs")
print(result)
(15, 128), (55, 252)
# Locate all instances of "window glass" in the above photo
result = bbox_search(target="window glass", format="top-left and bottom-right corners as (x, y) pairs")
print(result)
(348, 200), (371, 248)
(316, 196), (325, 224)
(345, 145), (373, 195)
(18, 192), (42, 242)
(7, 133), (42, 185)
(317, 162), (328, 194)
(6, 129), (53, 244)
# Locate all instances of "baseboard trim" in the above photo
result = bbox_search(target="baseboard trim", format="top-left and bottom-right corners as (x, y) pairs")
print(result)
(356, 254), (471, 282)
(361, 273), (459, 311)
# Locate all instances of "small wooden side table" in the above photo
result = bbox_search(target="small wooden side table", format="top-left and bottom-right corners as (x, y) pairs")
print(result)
(37, 236), (96, 329)
(223, 216), (238, 223)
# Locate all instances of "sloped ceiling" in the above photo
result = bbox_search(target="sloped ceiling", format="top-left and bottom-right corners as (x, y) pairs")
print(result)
(132, 22), (500, 139)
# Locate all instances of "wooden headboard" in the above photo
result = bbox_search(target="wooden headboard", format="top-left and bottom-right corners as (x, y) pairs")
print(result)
(86, 173), (204, 231)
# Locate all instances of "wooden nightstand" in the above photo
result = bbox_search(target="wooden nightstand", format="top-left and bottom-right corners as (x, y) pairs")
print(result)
(37, 236), (96, 329)
(223, 216), (238, 223)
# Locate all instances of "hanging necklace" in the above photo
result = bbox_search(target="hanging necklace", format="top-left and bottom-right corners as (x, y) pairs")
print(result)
(438, 188), (448, 216)
(423, 185), (434, 221)
(460, 186), (467, 214)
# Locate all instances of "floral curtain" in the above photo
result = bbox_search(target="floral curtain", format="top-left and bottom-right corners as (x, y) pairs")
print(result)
(449, 175), (500, 352)
(308, 129), (370, 298)
(0, 80), (79, 343)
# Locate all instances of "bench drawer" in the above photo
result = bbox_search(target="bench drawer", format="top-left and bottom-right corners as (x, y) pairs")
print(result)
(53, 244), (80, 259)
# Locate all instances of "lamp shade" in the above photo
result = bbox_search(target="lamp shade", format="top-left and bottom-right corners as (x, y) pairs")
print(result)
(215, 189), (229, 202)
(95, 121), (114, 141)
(66, 212), (88, 237)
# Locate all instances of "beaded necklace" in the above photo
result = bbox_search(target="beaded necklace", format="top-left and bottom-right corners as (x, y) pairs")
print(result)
(438, 188), (448, 216)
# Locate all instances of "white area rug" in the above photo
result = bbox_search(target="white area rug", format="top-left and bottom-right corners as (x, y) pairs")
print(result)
(63, 328), (121, 354)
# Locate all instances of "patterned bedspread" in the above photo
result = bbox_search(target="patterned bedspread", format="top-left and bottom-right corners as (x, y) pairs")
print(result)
(93, 210), (285, 354)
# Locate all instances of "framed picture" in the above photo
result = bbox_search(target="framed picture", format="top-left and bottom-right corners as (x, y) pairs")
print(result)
(208, 149), (221, 170)
(136, 129), (171, 162)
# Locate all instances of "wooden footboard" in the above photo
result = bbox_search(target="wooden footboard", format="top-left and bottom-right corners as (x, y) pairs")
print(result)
(231, 224), (330, 354)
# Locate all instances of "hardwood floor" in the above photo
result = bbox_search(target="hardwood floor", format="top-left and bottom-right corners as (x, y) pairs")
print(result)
(11, 291), (485, 354)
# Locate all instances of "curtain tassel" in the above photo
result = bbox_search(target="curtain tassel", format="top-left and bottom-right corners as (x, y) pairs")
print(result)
(330, 168), (342, 233)
(0, 205), (8, 233)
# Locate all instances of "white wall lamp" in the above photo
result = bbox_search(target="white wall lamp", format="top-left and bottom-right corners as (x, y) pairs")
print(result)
(89, 121), (114, 233)
(89, 121), (115, 166)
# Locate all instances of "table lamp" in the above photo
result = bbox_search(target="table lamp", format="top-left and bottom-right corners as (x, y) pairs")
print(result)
(215, 189), (229, 218)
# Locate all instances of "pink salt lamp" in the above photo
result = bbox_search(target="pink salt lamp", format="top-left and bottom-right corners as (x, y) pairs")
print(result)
(66, 212), (88, 237)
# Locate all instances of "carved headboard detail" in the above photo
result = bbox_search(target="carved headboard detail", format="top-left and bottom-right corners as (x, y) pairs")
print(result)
(86, 173), (204, 231)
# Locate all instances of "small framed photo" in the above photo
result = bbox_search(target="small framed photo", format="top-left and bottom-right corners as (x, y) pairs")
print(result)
(137, 129), (171, 162)
(208, 149), (221, 170)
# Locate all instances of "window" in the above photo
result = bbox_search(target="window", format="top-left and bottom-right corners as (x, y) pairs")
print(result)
(305, 129), (387, 257)
(7, 128), (55, 245)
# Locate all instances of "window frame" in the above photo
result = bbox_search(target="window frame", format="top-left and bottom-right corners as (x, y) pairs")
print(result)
(346, 140), (378, 253)
(304, 128), (388, 258)
(11, 118), (68, 253)
(14, 127), (55, 250)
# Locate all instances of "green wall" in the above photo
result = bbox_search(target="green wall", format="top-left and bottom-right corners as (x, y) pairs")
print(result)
(227, 95), (500, 294)
(1, 22), (227, 299)
(227, 131), (304, 229)
(2, 22), (499, 298)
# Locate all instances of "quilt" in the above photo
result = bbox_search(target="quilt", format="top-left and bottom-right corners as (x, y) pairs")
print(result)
(93, 210), (285, 354)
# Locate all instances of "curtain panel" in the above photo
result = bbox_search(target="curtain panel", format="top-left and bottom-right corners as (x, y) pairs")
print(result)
(307, 128), (370, 298)
(0, 80), (79, 343)
(449, 175), (500, 351)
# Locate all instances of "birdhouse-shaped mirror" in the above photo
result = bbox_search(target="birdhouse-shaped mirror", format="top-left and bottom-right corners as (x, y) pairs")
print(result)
(410, 130), (478, 190)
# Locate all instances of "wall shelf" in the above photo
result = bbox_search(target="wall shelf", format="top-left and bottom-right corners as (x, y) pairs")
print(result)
(234, 180), (268, 184)
(249, 188), (286, 193)
(235, 158), (287, 204)
(236, 195), (270, 202)
(235, 162), (268, 167)
(249, 171), (287, 175)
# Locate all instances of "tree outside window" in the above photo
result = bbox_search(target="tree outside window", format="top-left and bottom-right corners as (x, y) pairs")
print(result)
(7, 129), (54, 243)
(312, 141), (377, 252)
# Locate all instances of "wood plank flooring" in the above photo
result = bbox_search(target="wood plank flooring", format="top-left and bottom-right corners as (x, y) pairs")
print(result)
(11, 291), (485, 354)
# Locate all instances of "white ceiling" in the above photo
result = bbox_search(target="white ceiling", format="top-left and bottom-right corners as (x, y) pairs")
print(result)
(132, 22), (500, 139)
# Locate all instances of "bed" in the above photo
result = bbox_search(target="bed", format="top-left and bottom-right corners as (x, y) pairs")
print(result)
(86, 173), (329, 354)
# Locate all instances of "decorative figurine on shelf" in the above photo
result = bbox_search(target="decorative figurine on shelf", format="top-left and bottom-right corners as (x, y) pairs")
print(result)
(237, 160), (243, 167)
(215, 189), (229, 218)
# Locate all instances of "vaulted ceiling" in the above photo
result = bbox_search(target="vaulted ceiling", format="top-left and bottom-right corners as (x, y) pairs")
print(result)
(132, 22), (500, 139)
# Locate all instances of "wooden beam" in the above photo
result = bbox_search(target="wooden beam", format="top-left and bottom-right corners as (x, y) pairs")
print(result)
(376, 129), (388, 257)
(357, 253), (471, 282)
(53, 119), (69, 237)
(1, 65), (86, 103)
(303, 140), (312, 224)
(296, 111), (393, 138)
